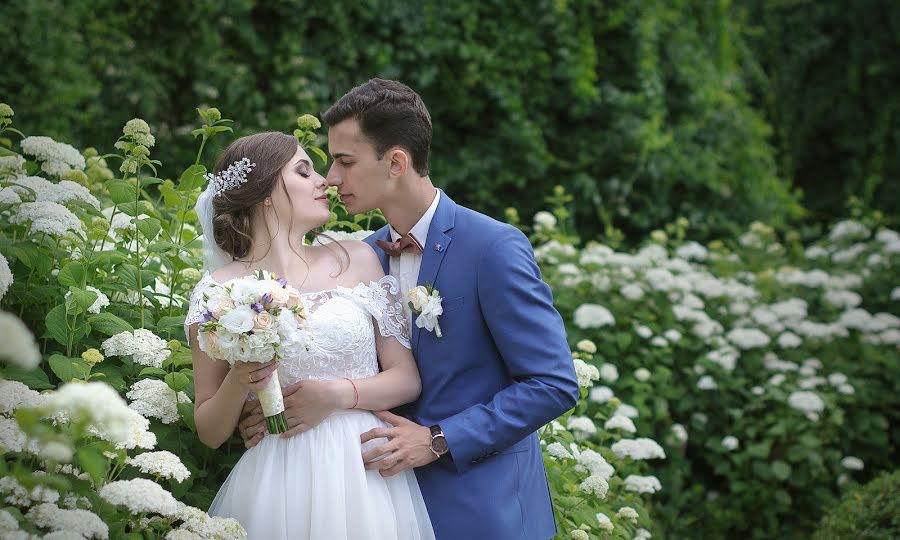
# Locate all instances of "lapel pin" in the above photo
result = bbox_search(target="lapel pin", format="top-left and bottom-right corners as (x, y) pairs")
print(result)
(435, 243), (444, 252)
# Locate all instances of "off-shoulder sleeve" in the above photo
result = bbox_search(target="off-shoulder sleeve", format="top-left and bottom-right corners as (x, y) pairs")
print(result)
(346, 275), (411, 349)
(183, 272), (217, 345)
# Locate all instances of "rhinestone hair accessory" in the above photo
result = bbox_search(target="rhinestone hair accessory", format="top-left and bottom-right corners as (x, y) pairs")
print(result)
(205, 157), (255, 197)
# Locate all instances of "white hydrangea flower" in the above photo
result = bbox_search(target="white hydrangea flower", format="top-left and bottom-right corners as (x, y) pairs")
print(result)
(0, 508), (18, 531)
(634, 368), (651, 382)
(574, 448), (615, 479)
(20, 136), (86, 177)
(722, 436), (740, 451)
(829, 220), (870, 242)
(9, 176), (100, 209)
(0, 186), (22, 204)
(0, 475), (59, 507)
(635, 528), (653, 539)
(675, 241), (708, 261)
(0, 254), (11, 302)
(126, 378), (189, 425)
(533, 211), (557, 230)
(777, 332), (803, 349)
(671, 423), (688, 444)
(617, 506), (640, 522)
(751, 386), (765, 396)
(726, 327), (771, 349)
(596, 363), (618, 384)
(697, 375), (718, 390)
(580, 475), (609, 498)
(25, 503), (108, 539)
(0, 311), (42, 369)
(166, 529), (205, 540)
(788, 391), (825, 414)
(0, 154), (27, 176)
(589, 386), (613, 404)
(546, 442), (573, 460)
(573, 303), (616, 328)
(838, 308), (873, 331)
(573, 359), (600, 388)
(64, 286), (109, 315)
(838, 383), (855, 395)
(175, 505), (247, 539)
(41, 382), (136, 445)
(126, 450), (190, 483)
(612, 438), (666, 460)
(99, 478), (179, 516)
(804, 245), (829, 259)
(10, 201), (84, 237)
(569, 530), (589, 540)
(891, 287), (900, 301)
(595, 511), (614, 531)
(635, 325), (653, 339)
(620, 283), (645, 300)
(614, 403), (639, 419)
(840, 456), (864, 470)
(605, 415), (637, 433)
(0, 416), (28, 453)
(102, 329), (171, 368)
(567, 416), (598, 440)
(576, 339), (597, 354)
(624, 475), (662, 494)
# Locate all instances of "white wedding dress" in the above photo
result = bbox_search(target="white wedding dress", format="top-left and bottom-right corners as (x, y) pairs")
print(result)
(186, 273), (435, 540)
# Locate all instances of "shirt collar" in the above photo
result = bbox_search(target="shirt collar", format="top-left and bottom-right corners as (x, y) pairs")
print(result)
(389, 189), (441, 245)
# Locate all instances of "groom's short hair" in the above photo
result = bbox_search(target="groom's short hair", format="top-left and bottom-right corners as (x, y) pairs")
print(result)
(323, 78), (432, 177)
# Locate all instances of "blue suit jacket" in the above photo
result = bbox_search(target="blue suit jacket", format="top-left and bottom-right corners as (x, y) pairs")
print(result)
(364, 191), (579, 540)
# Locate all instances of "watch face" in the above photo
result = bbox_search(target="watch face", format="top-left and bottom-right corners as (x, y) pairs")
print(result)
(432, 435), (449, 454)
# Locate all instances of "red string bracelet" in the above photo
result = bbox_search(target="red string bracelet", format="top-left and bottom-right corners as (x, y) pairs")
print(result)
(344, 377), (359, 409)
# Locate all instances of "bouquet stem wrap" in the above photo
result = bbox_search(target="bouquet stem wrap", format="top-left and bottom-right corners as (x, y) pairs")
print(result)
(257, 370), (287, 434)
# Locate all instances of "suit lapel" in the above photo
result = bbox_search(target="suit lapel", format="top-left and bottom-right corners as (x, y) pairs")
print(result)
(366, 227), (392, 275)
(412, 191), (456, 353)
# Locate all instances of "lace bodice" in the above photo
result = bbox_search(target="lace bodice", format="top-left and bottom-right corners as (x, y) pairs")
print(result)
(185, 273), (411, 386)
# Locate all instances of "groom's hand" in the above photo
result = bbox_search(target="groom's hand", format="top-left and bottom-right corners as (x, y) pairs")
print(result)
(360, 411), (438, 477)
(238, 400), (265, 449)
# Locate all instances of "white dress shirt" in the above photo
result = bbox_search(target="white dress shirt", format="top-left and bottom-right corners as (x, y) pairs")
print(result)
(388, 189), (441, 319)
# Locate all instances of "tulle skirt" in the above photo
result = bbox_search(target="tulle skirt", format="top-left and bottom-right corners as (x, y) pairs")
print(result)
(209, 409), (435, 540)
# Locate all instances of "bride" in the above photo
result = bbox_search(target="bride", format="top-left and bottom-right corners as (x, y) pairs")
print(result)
(184, 131), (435, 539)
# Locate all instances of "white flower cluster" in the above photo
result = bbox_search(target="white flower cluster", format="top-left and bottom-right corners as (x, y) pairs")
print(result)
(546, 442), (573, 460)
(726, 327), (771, 350)
(0, 475), (59, 507)
(0, 379), (41, 415)
(840, 456), (864, 470)
(101, 329), (171, 368)
(604, 415), (637, 433)
(64, 286), (109, 314)
(579, 474), (609, 498)
(599, 363), (619, 383)
(10, 176), (100, 209)
(0, 186), (22, 204)
(595, 511), (614, 531)
(573, 447), (615, 479)
(174, 505), (247, 539)
(623, 475), (662, 494)
(0, 311), (42, 369)
(20, 136), (86, 177)
(41, 382), (143, 447)
(567, 416), (598, 440)
(126, 378), (190, 424)
(0, 253), (12, 301)
(617, 506), (640, 522)
(722, 435), (740, 451)
(828, 220), (870, 243)
(126, 450), (191, 483)
(787, 391), (825, 415)
(25, 502), (108, 539)
(573, 303), (616, 328)
(10, 201), (84, 237)
(0, 154), (26, 176)
(573, 358), (600, 388)
(611, 438), (666, 461)
(589, 385), (614, 403)
(99, 478), (180, 516)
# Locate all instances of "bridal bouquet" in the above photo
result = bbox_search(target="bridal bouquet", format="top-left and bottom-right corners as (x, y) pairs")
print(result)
(195, 270), (310, 434)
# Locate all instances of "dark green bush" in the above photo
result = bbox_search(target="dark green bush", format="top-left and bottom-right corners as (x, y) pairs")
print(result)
(814, 470), (900, 540)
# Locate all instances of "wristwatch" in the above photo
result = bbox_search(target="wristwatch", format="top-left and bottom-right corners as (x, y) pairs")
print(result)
(429, 425), (449, 458)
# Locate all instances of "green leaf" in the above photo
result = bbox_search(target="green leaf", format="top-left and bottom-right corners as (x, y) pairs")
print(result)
(0, 365), (53, 389)
(44, 304), (69, 346)
(615, 332), (633, 350)
(7, 242), (41, 269)
(178, 164), (207, 191)
(307, 145), (329, 166)
(165, 371), (191, 392)
(156, 315), (186, 333)
(139, 367), (168, 378)
(65, 287), (97, 315)
(746, 441), (771, 459)
(107, 181), (136, 205)
(48, 354), (89, 382)
(76, 445), (109, 487)
(135, 217), (162, 240)
(57, 262), (86, 287)
(91, 364), (126, 391)
(178, 402), (196, 432)
(116, 264), (140, 289)
(88, 313), (134, 335)
(771, 460), (792, 481)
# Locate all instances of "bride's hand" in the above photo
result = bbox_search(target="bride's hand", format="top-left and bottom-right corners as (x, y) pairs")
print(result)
(279, 379), (355, 439)
(229, 360), (278, 394)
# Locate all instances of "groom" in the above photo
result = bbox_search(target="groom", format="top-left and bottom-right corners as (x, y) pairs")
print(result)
(321, 79), (578, 539)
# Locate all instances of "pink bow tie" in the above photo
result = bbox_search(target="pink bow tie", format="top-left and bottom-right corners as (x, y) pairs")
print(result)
(376, 233), (424, 257)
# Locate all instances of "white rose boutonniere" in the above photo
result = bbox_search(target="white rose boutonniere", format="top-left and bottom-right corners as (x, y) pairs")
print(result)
(408, 282), (443, 338)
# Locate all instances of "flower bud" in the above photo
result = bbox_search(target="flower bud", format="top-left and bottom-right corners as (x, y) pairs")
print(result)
(297, 114), (321, 131)
(205, 107), (222, 123)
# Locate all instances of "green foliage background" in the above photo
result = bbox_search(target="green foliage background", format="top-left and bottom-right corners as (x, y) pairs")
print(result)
(2, 0), (897, 240)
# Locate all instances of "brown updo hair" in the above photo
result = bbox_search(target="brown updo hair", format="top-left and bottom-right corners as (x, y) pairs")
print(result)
(210, 132), (299, 260)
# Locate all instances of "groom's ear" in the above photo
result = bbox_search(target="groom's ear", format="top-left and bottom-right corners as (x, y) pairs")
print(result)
(387, 148), (410, 178)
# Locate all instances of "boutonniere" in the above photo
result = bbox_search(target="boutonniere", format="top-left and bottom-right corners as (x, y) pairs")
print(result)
(407, 282), (443, 338)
